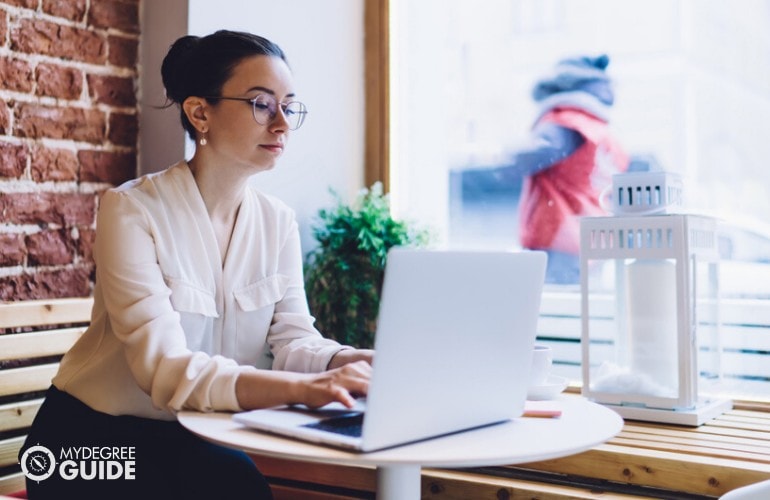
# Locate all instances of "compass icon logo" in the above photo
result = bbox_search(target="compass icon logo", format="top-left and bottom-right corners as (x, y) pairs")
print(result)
(20, 444), (57, 482)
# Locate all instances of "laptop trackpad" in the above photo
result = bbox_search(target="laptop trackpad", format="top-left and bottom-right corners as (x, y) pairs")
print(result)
(291, 401), (366, 437)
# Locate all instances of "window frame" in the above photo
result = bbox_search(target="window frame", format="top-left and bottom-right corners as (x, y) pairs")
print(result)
(364, 0), (391, 191)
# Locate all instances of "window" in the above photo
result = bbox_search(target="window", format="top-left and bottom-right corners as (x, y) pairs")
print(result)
(370, 0), (770, 401)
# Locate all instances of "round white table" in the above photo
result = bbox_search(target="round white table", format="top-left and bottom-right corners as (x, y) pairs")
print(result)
(179, 397), (622, 500)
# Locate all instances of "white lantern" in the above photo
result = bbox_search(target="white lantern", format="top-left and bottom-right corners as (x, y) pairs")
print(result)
(580, 172), (732, 425)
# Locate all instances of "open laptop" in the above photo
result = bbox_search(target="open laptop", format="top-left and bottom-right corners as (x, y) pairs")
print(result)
(233, 248), (547, 452)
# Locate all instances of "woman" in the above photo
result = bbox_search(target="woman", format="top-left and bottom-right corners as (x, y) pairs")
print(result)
(22, 30), (373, 499)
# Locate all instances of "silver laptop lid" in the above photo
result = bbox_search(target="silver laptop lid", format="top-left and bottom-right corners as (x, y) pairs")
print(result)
(360, 249), (547, 451)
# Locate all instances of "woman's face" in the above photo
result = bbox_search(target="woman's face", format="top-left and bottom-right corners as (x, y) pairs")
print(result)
(202, 55), (296, 173)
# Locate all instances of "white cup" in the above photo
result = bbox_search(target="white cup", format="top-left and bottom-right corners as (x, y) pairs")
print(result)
(529, 344), (553, 387)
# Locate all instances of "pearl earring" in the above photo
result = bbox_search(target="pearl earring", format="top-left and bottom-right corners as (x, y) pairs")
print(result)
(199, 137), (207, 146)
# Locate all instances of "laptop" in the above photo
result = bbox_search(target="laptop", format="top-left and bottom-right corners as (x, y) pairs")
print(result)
(233, 248), (547, 452)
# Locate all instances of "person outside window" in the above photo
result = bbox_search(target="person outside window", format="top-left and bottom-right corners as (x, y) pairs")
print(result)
(499, 54), (630, 283)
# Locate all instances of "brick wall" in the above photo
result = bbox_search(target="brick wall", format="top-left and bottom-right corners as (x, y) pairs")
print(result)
(0, 0), (139, 301)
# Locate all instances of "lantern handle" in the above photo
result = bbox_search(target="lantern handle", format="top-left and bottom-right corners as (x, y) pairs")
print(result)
(600, 183), (681, 216)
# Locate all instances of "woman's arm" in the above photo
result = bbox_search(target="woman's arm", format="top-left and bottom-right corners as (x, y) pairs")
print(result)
(266, 212), (371, 372)
(236, 360), (371, 410)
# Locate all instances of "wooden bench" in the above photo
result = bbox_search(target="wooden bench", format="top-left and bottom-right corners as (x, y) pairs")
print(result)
(0, 298), (93, 496)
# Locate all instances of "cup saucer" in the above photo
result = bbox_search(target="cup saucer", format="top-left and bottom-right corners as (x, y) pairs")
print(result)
(527, 374), (569, 401)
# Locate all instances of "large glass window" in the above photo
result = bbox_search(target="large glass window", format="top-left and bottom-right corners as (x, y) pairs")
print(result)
(387, 0), (770, 400)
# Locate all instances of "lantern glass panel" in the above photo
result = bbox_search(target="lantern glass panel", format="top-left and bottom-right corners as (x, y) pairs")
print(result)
(695, 259), (722, 393)
(584, 257), (680, 400)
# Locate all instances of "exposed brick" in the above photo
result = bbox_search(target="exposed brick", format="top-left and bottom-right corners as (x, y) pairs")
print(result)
(0, 56), (33, 92)
(0, 0), (140, 300)
(42, 0), (87, 22)
(78, 150), (135, 185)
(0, 142), (27, 179)
(0, 192), (96, 226)
(14, 103), (106, 143)
(88, 0), (139, 34)
(10, 18), (107, 64)
(3, 0), (38, 9)
(77, 226), (95, 262)
(26, 229), (74, 266)
(0, 100), (8, 134)
(108, 34), (138, 68)
(108, 112), (137, 146)
(0, 267), (92, 301)
(36, 63), (83, 100)
(30, 146), (77, 181)
(0, 12), (6, 46)
(87, 74), (135, 107)
(0, 233), (26, 266)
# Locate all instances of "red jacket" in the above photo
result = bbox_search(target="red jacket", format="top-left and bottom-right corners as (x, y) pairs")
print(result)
(518, 107), (629, 254)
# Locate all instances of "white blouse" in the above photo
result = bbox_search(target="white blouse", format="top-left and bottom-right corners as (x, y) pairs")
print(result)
(53, 162), (347, 420)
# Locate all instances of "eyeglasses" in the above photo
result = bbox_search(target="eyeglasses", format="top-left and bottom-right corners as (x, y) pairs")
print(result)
(203, 94), (308, 130)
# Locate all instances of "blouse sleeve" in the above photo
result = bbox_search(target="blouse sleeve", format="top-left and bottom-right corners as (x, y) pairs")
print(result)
(94, 190), (256, 413)
(267, 215), (351, 372)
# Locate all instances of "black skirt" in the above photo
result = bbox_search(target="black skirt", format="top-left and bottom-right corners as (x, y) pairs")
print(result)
(20, 385), (273, 500)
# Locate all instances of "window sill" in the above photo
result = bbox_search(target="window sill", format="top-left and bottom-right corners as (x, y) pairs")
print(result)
(492, 396), (770, 498)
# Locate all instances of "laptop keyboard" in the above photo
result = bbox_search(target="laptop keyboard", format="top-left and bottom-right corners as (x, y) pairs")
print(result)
(302, 413), (364, 437)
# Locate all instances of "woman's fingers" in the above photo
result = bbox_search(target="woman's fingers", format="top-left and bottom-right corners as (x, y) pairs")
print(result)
(303, 361), (372, 408)
(338, 361), (371, 401)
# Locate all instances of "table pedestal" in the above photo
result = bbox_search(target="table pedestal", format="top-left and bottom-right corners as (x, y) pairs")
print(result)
(377, 464), (421, 499)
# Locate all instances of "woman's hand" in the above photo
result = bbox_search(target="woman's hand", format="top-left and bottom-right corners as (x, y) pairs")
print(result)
(298, 360), (372, 409)
(235, 355), (373, 411)
(327, 348), (375, 370)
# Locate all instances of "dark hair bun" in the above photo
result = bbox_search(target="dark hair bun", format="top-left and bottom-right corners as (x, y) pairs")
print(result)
(161, 35), (200, 104)
(160, 30), (288, 140)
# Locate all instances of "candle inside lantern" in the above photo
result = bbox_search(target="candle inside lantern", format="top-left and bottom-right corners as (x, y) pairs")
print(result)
(625, 258), (679, 397)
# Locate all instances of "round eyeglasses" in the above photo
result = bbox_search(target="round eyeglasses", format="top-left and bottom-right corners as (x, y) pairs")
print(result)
(203, 94), (308, 130)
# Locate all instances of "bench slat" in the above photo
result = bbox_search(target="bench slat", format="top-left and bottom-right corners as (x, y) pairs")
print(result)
(270, 484), (365, 500)
(0, 364), (58, 398)
(422, 469), (652, 499)
(0, 399), (42, 434)
(619, 430), (770, 456)
(0, 298), (93, 494)
(0, 297), (92, 329)
(515, 442), (770, 497)
(0, 327), (85, 362)
(623, 423), (770, 450)
(610, 436), (770, 464)
(0, 472), (25, 496)
(0, 436), (24, 469)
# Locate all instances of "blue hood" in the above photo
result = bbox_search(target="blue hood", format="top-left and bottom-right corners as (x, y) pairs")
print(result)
(532, 54), (614, 105)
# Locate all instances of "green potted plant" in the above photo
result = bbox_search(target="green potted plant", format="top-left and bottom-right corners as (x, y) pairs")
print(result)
(304, 182), (429, 348)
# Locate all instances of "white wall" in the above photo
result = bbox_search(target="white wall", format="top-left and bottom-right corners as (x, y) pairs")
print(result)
(139, 0), (189, 175)
(140, 0), (365, 251)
